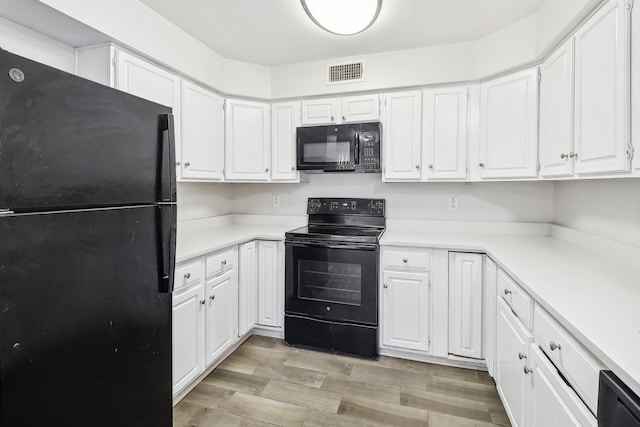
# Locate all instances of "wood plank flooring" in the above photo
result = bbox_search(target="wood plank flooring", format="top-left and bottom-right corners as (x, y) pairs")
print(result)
(174, 335), (511, 427)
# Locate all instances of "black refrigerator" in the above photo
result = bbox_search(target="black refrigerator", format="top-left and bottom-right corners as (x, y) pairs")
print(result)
(0, 49), (176, 426)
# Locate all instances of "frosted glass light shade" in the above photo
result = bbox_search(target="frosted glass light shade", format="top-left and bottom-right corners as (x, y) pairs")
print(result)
(301, 0), (382, 36)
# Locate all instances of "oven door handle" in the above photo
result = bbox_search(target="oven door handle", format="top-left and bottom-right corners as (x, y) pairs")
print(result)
(285, 240), (378, 251)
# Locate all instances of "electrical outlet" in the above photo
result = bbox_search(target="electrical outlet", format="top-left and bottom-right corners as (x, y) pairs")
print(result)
(272, 194), (281, 207)
(448, 196), (458, 211)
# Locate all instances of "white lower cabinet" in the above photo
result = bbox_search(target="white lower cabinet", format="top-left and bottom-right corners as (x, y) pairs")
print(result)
(528, 344), (597, 427)
(484, 256), (498, 377)
(205, 269), (238, 365)
(172, 277), (205, 396)
(238, 241), (258, 336)
(448, 252), (483, 359)
(382, 270), (431, 352)
(257, 240), (283, 328)
(496, 297), (532, 427)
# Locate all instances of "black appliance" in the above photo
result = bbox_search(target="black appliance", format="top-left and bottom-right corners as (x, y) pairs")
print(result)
(296, 122), (381, 172)
(285, 198), (385, 359)
(0, 49), (176, 426)
(598, 370), (640, 427)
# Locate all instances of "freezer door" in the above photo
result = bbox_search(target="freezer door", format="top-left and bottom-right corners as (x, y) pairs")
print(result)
(0, 49), (176, 211)
(0, 206), (173, 426)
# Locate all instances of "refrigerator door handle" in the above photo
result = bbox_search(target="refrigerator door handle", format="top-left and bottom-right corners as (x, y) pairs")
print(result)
(157, 205), (176, 293)
(158, 114), (176, 203)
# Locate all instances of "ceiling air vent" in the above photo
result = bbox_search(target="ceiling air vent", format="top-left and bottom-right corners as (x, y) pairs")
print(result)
(327, 61), (365, 85)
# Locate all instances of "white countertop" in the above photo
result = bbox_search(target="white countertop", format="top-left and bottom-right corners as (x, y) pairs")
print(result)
(381, 227), (640, 397)
(176, 216), (640, 397)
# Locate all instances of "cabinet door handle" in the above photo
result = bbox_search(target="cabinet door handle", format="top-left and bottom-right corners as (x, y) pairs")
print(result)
(221, 260), (227, 266)
(342, 115), (346, 121)
(518, 352), (527, 360)
(479, 162), (485, 168)
(330, 116), (335, 122)
(560, 153), (568, 159)
(569, 152), (577, 159)
(383, 283), (388, 288)
(210, 295), (215, 301)
(549, 341), (562, 351)
(291, 166), (295, 171)
(503, 288), (512, 295)
(176, 161), (181, 166)
(415, 164), (420, 170)
(428, 164), (434, 169)
(184, 273), (191, 279)
(184, 162), (190, 167)
(524, 366), (533, 375)
(200, 300), (206, 305)
(402, 258), (408, 263)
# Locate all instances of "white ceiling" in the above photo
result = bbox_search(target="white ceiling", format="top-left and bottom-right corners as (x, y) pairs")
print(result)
(138, 0), (544, 66)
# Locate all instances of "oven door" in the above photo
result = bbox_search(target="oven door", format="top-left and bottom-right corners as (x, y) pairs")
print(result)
(285, 240), (378, 325)
(296, 125), (358, 171)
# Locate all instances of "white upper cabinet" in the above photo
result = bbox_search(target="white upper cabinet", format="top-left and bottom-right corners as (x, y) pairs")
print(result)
(340, 94), (380, 123)
(479, 68), (539, 179)
(574, 0), (631, 175)
(301, 98), (338, 125)
(382, 91), (423, 181)
(225, 99), (271, 181)
(301, 94), (380, 125)
(180, 81), (224, 180)
(271, 101), (301, 181)
(539, 39), (575, 178)
(422, 86), (468, 180)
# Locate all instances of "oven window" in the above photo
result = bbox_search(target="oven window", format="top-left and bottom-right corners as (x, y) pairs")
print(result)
(297, 259), (362, 306)
(302, 141), (351, 163)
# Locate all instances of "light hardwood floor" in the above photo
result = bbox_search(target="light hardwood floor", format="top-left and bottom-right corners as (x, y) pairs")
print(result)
(174, 335), (511, 427)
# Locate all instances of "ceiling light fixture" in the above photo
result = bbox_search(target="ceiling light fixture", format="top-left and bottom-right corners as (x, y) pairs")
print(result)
(301, 0), (382, 36)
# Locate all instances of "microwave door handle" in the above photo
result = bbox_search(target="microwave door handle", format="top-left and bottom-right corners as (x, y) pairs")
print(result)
(354, 132), (359, 165)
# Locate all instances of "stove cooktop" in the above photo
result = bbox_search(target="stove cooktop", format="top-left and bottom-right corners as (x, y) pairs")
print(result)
(285, 224), (385, 244)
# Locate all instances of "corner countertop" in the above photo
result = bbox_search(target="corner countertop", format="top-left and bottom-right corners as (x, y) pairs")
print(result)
(381, 226), (640, 398)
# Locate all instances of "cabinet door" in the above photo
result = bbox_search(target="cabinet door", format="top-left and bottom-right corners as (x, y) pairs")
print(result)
(479, 68), (538, 179)
(341, 94), (380, 123)
(529, 345), (597, 427)
(422, 86), (468, 180)
(205, 269), (238, 366)
(448, 252), (483, 359)
(634, 0), (640, 173)
(258, 241), (282, 328)
(539, 39), (575, 178)
(382, 271), (430, 352)
(496, 297), (532, 427)
(574, 0), (631, 175)
(238, 241), (258, 336)
(484, 257), (498, 377)
(180, 81), (224, 180)
(115, 50), (182, 175)
(271, 101), (301, 181)
(225, 99), (271, 181)
(382, 91), (422, 181)
(301, 98), (338, 125)
(172, 283), (205, 395)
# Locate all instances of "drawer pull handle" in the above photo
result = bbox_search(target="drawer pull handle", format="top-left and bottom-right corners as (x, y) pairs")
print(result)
(184, 273), (191, 279)
(549, 341), (562, 351)
(518, 352), (527, 360)
(199, 300), (205, 305)
(524, 366), (533, 375)
(503, 289), (512, 295)
(221, 260), (227, 265)
(402, 258), (408, 263)
(210, 295), (215, 301)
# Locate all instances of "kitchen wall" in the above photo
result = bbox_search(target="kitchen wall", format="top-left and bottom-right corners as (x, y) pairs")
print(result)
(553, 179), (640, 247)
(0, 16), (75, 73)
(176, 183), (233, 222)
(231, 174), (555, 223)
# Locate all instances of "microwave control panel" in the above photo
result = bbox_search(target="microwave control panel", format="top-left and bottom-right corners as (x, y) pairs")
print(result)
(358, 131), (381, 171)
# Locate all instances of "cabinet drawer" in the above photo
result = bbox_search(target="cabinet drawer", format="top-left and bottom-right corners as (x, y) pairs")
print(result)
(383, 248), (431, 271)
(205, 247), (236, 277)
(534, 305), (605, 414)
(497, 268), (533, 329)
(174, 259), (203, 292)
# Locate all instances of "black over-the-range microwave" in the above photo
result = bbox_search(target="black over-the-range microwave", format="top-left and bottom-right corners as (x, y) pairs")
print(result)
(296, 122), (381, 173)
